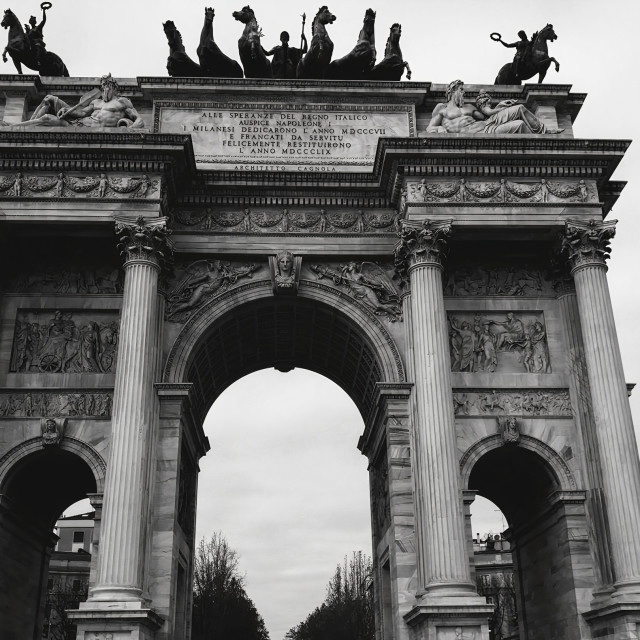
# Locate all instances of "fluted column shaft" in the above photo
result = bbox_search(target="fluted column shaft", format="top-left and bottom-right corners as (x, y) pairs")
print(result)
(563, 219), (640, 593)
(91, 217), (172, 602)
(396, 220), (473, 595)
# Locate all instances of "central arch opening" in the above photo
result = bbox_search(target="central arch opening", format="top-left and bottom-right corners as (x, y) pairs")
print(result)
(177, 293), (399, 639)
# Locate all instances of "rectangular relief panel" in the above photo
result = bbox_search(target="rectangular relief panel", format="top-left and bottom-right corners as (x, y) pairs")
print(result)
(447, 311), (550, 374)
(10, 309), (120, 374)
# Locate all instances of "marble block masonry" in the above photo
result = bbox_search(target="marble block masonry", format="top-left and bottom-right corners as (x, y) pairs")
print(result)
(0, 74), (635, 640)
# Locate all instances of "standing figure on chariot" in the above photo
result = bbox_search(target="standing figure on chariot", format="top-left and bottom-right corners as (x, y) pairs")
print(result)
(265, 30), (308, 79)
(495, 30), (531, 80)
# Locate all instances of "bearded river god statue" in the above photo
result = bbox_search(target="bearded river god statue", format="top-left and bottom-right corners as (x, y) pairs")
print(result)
(425, 80), (562, 135)
(3, 73), (144, 129)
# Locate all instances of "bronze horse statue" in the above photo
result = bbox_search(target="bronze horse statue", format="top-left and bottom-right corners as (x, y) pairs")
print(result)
(296, 5), (336, 79)
(232, 5), (271, 78)
(326, 8), (376, 80)
(368, 23), (411, 81)
(494, 24), (560, 84)
(1, 8), (68, 76)
(198, 7), (243, 78)
(163, 20), (203, 77)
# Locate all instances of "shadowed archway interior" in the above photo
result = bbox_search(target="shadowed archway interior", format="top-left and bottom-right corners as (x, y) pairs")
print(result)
(185, 297), (386, 423)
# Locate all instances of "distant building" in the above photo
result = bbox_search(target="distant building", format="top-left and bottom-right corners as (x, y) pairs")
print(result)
(44, 512), (94, 639)
(473, 533), (518, 640)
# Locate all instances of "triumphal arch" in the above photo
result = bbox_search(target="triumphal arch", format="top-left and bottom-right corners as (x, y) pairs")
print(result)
(0, 67), (638, 640)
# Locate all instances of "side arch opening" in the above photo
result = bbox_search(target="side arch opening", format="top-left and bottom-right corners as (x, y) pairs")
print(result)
(0, 445), (100, 639)
(467, 442), (591, 640)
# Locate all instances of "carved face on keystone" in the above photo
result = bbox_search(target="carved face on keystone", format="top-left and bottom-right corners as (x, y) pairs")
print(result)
(277, 251), (293, 277)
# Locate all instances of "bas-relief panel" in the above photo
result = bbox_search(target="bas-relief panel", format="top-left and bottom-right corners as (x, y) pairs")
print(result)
(173, 207), (399, 234)
(444, 266), (554, 297)
(371, 452), (391, 538)
(10, 310), (120, 374)
(0, 391), (112, 417)
(0, 172), (158, 199)
(453, 389), (571, 417)
(405, 178), (595, 204)
(6, 265), (122, 295)
(448, 311), (550, 374)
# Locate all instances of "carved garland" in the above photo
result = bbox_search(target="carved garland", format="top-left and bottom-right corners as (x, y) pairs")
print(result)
(0, 172), (159, 199)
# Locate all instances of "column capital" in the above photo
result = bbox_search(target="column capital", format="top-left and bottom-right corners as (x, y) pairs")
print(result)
(394, 219), (452, 281)
(115, 215), (174, 273)
(560, 219), (617, 273)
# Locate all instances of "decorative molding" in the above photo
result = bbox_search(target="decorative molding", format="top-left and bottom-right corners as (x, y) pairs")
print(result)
(0, 391), (112, 417)
(561, 219), (617, 272)
(10, 310), (119, 374)
(115, 216), (174, 272)
(0, 172), (159, 199)
(309, 262), (401, 322)
(172, 207), (399, 234)
(406, 178), (593, 204)
(453, 389), (571, 417)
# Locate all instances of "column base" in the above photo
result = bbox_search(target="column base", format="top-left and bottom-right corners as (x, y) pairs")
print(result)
(404, 595), (493, 640)
(584, 600), (640, 640)
(69, 602), (164, 640)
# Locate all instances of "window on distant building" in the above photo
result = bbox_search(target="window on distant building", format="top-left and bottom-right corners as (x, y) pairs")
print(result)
(71, 530), (85, 552)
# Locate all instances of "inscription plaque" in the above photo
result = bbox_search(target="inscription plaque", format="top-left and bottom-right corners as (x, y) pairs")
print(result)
(156, 102), (414, 172)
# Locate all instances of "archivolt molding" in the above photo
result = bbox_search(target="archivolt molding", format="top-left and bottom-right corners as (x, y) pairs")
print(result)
(459, 433), (577, 491)
(162, 278), (405, 385)
(0, 436), (106, 493)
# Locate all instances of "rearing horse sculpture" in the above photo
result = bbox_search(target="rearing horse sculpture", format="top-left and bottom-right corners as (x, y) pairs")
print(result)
(198, 7), (243, 78)
(232, 5), (271, 78)
(326, 8), (376, 80)
(1, 8), (68, 76)
(368, 23), (411, 81)
(163, 20), (203, 77)
(296, 6), (336, 79)
(494, 24), (560, 85)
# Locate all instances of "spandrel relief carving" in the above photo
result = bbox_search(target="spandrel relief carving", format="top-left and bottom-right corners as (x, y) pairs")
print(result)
(309, 262), (402, 322)
(449, 312), (550, 373)
(444, 266), (553, 297)
(172, 207), (398, 234)
(0, 172), (158, 199)
(0, 392), (112, 417)
(10, 310), (119, 374)
(166, 259), (262, 323)
(407, 178), (595, 205)
(7, 264), (122, 294)
(453, 389), (571, 417)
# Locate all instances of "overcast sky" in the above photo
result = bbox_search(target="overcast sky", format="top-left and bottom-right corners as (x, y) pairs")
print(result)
(46, 0), (640, 637)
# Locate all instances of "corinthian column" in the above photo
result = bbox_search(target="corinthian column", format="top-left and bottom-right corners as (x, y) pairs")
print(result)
(395, 219), (474, 596)
(90, 216), (173, 603)
(561, 219), (640, 596)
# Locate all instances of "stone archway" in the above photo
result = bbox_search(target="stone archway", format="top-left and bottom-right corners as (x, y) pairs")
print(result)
(463, 438), (591, 640)
(151, 286), (408, 640)
(0, 441), (105, 640)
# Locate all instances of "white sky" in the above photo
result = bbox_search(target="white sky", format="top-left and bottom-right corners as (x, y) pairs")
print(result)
(48, 0), (640, 637)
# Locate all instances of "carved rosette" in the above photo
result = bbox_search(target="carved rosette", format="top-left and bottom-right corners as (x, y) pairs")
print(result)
(394, 219), (452, 282)
(560, 219), (617, 273)
(114, 216), (174, 273)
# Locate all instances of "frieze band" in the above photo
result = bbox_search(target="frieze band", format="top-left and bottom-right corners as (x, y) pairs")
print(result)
(0, 391), (113, 417)
(406, 178), (594, 204)
(0, 172), (158, 199)
(453, 389), (571, 417)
